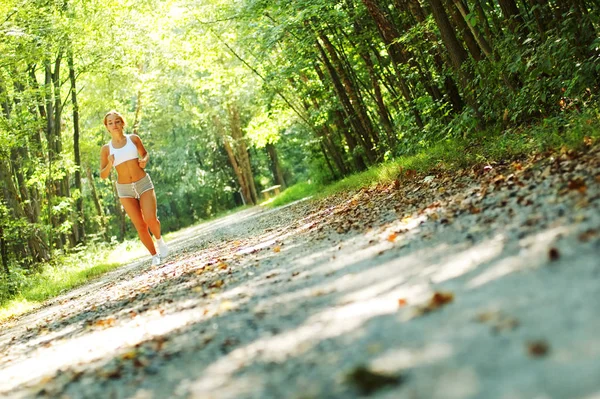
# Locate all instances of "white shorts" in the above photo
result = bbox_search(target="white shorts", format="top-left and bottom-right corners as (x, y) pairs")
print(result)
(116, 174), (154, 199)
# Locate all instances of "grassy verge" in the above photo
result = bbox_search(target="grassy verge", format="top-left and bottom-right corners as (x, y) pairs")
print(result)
(0, 245), (124, 321)
(267, 111), (600, 207)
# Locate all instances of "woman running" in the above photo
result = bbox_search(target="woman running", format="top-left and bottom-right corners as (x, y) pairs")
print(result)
(99, 110), (168, 265)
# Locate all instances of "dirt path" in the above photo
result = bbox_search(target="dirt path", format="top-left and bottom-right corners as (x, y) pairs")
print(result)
(1, 145), (599, 399)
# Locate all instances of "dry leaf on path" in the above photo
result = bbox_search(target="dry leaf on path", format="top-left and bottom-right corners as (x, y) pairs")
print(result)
(345, 365), (404, 395)
(527, 340), (550, 357)
(548, 247), (560, 261)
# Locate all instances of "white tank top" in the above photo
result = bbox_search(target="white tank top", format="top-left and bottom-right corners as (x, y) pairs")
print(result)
(108, 135), (138, 167)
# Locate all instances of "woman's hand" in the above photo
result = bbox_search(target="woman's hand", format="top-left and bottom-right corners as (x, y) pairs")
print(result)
(138, 154), (149, 169)
(108, 154), (115, 166)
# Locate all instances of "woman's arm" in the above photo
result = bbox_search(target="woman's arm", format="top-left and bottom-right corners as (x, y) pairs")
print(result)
(131, 134), (149, 169)
(99, 145), (114, 179)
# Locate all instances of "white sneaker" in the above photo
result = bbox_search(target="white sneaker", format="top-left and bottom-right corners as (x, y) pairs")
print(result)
(151, 254), (161, 266)
(156, 237), (169, 258)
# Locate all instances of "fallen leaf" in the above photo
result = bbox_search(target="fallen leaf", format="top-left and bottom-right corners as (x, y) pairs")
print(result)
(387, 233), (398, 242)
(527, 340), (550, 357)
(578, 229), (598, 242)
(93, 317), (116, 328)
(548, 247), (560, 261)
(430, 291), (454, 307)
(121, 350), (137, 360)
(217, 261), (228, 270)
(405, 169), (417, 179)
(397, 298), (407, 307)
(345, 366), (404, 395)
(583, 136), (593, 146)
(567, 178), (587, 193)
(209, 280), (224, 289)
(413, 291), (454, 316)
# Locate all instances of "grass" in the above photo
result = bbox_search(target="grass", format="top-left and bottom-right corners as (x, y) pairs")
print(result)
(0, 245), (125, 321)
(266, 111), (600, 207)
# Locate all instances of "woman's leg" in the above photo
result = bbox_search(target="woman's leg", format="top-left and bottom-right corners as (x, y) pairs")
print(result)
(139, 189), (161, 240)
(120, 197), (157, 255)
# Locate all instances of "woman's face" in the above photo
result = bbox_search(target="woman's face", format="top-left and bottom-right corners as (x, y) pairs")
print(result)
(105, 114), (124, 134)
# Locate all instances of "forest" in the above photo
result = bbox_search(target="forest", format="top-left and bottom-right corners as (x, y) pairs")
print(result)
(1, 0), (598, 298)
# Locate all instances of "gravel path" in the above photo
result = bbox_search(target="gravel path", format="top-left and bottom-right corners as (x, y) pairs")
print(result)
(1, 145), (599, 399)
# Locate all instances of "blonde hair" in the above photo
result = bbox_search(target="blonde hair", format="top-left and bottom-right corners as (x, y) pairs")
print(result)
(103, 110), (127, 127)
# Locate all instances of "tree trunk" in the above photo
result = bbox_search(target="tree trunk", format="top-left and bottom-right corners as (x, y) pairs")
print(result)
(303, 91), (350, 177)
(0, 224), (9, 277)
(429, 0), (483, 122)
(213, 115), (253, 206)
(0, 159), (50, 263)
(265, 143), (286, 189)
(108, 176), (126, 241)
(452, 0), (494, 58)
(333, 109), (367, 172)
(360, 0), (425, 128)
(68, 50), (85, 244)
(497, 0), (526, 34)
(348, 12), (397, 147)
(133, 90), (143, 135)
(228, 104), (258, 204)
(85, 166), (108, 241)
(315, 39), (377, 164)
(318, 32), (379, 159)
(403, 0), (464, 113)
(444, 0), (484, 61)
(319, 142), (338, 181)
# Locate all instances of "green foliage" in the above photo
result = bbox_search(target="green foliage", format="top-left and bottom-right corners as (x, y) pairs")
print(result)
(269, 110), (600, 208)
(268, 181), (320, 207)
(0, 242), (121, 318)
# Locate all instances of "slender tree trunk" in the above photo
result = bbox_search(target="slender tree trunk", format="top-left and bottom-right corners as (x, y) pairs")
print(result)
(85, 166), (108, 241)
(452, 0), (494, 58)
(403, 0), (464, 113)
(348, 12), (397, 146)
(444, 0), (484, 61)
(318, 32), (379, 157)
(0, 224), (9, 277)
(228, 104), (258, 204)
(265, 143), (286, 189)
(303, 91), (350, 177)
(43, 61), (60, 249)
(497, 0), (526, 35)
(133, 90), (142, 135)
(68, 50), (85, 244)
(213, 115), (253, 205)
(334, 109), (367, 172)
(0, 159), (50, 263)
(108, 176), (126, 241)
(429, 0), (483, 123)
(360, 0), (425, 128)
(319, 142), (338, 181)
(315, 40), (377, 164)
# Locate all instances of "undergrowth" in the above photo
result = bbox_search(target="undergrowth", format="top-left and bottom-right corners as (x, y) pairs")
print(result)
(268, 110), (600, 206)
